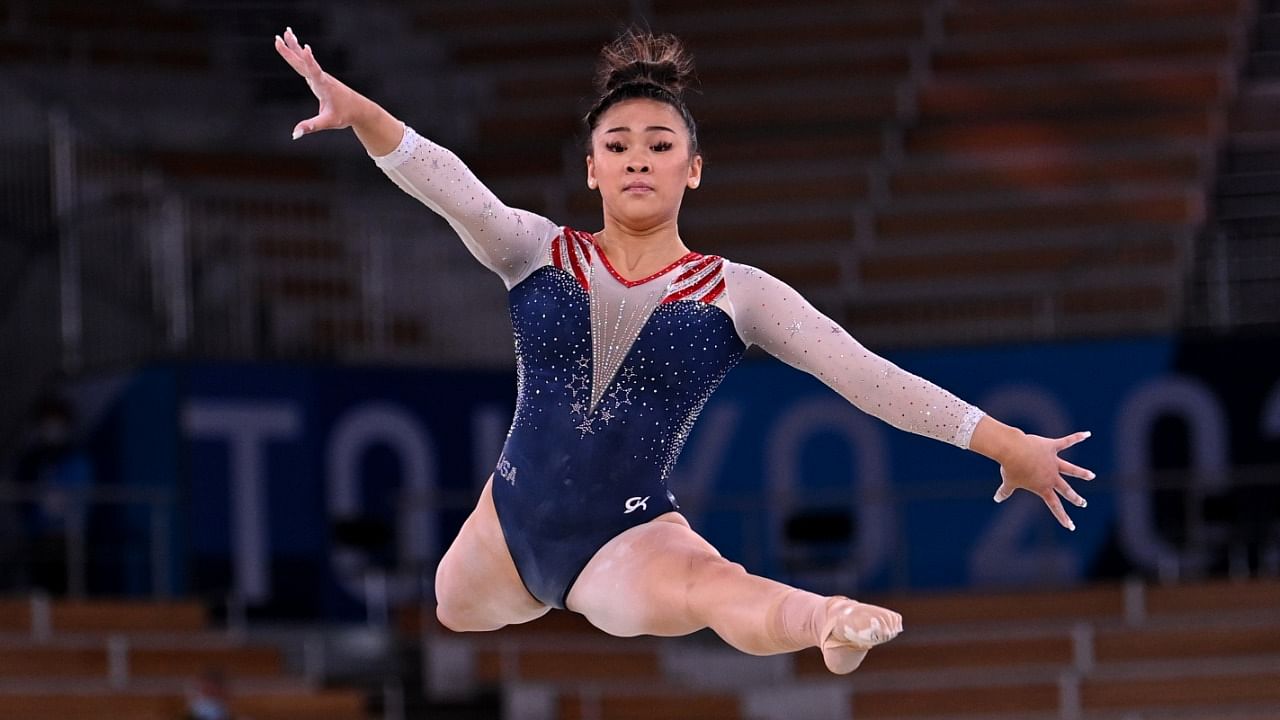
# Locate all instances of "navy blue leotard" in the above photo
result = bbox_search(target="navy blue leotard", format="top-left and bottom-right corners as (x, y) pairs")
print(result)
(375, 127), (986, 608)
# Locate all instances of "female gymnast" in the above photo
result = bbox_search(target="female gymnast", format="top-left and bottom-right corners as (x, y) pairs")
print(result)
(274, 27), (1094, 674)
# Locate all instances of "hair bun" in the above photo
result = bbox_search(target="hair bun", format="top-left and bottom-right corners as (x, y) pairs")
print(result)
(594, 30), (694, 98)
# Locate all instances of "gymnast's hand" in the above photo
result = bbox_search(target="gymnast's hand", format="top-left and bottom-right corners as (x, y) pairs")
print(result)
(970, 418), (1094, 531)
(274, 26), (364, 139)
(995, 430), (1093, 531)
(274, 27), (404, 155)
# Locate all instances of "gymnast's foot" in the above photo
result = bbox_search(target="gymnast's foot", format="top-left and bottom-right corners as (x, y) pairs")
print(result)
(819, 597), (902, 674)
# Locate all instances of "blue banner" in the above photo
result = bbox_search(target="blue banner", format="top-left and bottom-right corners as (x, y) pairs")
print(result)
(74, 335), (1280, 618)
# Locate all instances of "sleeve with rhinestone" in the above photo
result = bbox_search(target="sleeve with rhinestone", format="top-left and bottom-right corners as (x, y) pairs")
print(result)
(722, 262), (985, 449)
(371, 125), (557, 289)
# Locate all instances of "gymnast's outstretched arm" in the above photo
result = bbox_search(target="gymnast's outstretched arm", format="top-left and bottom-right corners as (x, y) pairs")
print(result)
(722, 262), (1094, 530)
(274, 27), (557, 289)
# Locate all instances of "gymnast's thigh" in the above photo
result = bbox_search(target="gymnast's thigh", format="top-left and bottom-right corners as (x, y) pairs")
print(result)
(565, 513), (725, 638)
(435, 476), (549, 630)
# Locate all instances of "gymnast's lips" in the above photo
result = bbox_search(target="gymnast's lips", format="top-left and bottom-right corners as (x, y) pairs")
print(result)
(622, 182), (654, 193)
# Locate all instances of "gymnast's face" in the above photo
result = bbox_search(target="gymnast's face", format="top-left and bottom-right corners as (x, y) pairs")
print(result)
(586, 99), (702, 228)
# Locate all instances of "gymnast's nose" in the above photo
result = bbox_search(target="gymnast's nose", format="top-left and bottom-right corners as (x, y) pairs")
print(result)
(626, 160), (650, 173)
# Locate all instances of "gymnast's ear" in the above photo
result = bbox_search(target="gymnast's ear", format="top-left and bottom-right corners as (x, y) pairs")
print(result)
(586, 155), (598, 190)
(687, 154), (702, 189)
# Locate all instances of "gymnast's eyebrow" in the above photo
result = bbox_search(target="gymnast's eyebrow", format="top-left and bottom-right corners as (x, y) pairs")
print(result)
(604, 125), (676, 134)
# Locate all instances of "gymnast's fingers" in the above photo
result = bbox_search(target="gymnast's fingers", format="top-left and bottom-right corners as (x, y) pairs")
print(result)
(1054, 430), (1092, 451)
(993, 478), (1014, 503)
(1059, 458), (1096, 481)
(301, 43), (325, 79)
(292, 113), (327, 140)
(277, 27), (322, 81)
(274, 34), (308, 77)
(1041, 490), (1075, 531)
(283, 26), (303, 53)
(1055, 478), (1087, 508)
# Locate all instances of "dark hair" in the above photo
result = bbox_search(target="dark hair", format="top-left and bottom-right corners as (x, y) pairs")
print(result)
(584, 30), (699, 155)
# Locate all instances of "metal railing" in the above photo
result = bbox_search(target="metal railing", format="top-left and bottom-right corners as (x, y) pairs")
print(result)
(1186, 227), (1280, 330)
(0, 482), (174, 598)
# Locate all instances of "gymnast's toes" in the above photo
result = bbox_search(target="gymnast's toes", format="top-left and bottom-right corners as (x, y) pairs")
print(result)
(818, 597), (901, 675)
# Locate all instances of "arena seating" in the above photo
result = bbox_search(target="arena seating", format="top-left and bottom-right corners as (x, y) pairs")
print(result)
(410, 578), (1280, 719)
(0, 1), (208, 70)
(0, 597), (369, 720)
(0, 0), (1251, 364)
(387, 0), (1246, 352)
(867, 0), (1241, 346)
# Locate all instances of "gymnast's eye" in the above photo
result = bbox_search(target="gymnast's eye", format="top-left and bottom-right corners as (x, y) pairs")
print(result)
(605, 141), (625, 153)
(651, 141), (673, 152)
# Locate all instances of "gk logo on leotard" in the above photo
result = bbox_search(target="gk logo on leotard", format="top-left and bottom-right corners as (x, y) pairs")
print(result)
(496, 453), (518, 486)
(624, 496), (649, 514)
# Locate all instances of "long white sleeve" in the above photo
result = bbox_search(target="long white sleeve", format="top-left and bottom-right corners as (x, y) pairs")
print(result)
(722, 262), (985, 449)
(371, 126), (558, 289)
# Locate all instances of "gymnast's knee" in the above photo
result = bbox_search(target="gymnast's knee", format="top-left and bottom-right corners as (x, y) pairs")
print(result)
(434, 567), (548, 632)
(434, 586), (473, 632)
(434, 586), (509, 633)
(434, 564), (492, 632)
(685, 555), (747, 597)
(435, 599), (473, 632)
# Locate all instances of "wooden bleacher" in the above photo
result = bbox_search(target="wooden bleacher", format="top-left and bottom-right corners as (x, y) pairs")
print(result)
(0, 690), (367, 720)
(0, 597), (370, 720)
(0, 0), (209, 70)
(410, 578), (1280, 719)
(0, 0), (1254, 356)
(854, 0), (1245, 346)
(852, 683), (1061, 719)
(391, 0), (1245, 351)
(558, 691), (741, 720)
(943, 0), (1239, 36)
(48, 599), (206, 633)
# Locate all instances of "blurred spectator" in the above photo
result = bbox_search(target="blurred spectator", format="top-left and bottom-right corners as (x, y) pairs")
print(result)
(11, 393), (94, 594)
(184, 668), (240, 720)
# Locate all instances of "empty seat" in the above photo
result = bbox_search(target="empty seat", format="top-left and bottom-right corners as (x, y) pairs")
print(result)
(853, 682), (1060, 718)
(1082, 672), (1280, 711)
(51, 600), (206, 634)
(945, 0), (1244, 36)
(917, 73), (1224, 119)
(559, 690), (740, 720)
(934, 30), (1234, 73)
(476, 647), (662, 683)
(876, 193), (1199, 240)
(414, 0), (627, 35)
(0, 647), (109, 678)
(1095, 623), (1280, 663)
(0, 598), (30, 633)
(1145, 579), (1280, 616)
(0, 693), (181, 720)
(891, 153), (1201, 197)
(130, 646), (285, 678)
(231, 690), (368, 720)
(858, 238), (1179, 285)
(672, 15), (924, 50)
(906, 112), (1214, 155)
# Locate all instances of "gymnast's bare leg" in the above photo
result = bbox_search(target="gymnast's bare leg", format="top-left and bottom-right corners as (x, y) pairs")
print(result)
(566, 514), (902, 674)
(434, 477), (550, 631)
